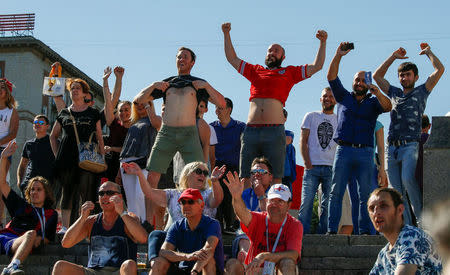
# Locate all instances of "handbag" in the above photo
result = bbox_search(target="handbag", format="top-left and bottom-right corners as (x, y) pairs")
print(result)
(70, 110), (107, 173)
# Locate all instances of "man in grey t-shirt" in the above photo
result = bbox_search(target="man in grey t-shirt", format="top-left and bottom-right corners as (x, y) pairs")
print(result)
(373, 44), (445, 225)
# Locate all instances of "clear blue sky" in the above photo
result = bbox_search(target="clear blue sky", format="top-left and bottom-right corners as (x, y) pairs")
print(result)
(4, 0), (450, 165)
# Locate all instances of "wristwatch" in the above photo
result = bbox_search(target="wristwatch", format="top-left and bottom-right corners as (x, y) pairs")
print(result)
(120, 210), (128, 218)
(257, 194), (267, 201)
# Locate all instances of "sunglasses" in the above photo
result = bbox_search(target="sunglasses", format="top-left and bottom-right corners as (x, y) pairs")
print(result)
(179, 199), (196, 205)
(98, 190), (119, 197)
(33, 120), (46, 125)
(250, 169), (269, 175)
(193, 168), (209, 176)
(84, 98), (94, 103)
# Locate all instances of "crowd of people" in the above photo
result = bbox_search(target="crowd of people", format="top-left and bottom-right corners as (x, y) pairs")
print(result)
(0, 21), (446, 275)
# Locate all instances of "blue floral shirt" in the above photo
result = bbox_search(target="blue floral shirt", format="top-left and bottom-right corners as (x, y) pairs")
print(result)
(370, 225), (442, 275)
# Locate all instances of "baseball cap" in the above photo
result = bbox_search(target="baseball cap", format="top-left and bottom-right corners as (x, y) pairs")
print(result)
(267, 184), (291, 202)
(178, 188), (204, 203)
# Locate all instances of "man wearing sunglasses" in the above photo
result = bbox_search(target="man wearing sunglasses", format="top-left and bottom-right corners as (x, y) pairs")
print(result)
(17, 115), (55, 196)
(225, 174), (303, 275)
(150, 188), (224, 275)
(53, 181), (148, 275)
(242, 157), (273, 212)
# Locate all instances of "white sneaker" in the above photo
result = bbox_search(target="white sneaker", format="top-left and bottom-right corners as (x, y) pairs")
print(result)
(57, 226), (67, 234)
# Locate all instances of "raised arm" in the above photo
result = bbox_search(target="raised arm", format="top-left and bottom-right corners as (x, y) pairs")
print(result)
(300, 128), (312, 170)
(327, 42), (352, 81)
(111, 66), (124, 108)
(420, 44), (445, 92)
(224, 171), (252, 227)
(369, 84), (392, 112)
(102, 67), (115, 126)
(134, 82), (169, 105)
(208, 165), (226, 208)
(306, 30), (327, 77)
(121, 162), (167, 207)
(222, 22), (242, 70)
(49, 121), (61, 157)
(53, 96), (67, 114)
(373, 47), (408, 93)
(110, 194), (148, 244)
(95, 120), (105, 155)
(0, 141), (17, 198)
(61, 201), (95, 248)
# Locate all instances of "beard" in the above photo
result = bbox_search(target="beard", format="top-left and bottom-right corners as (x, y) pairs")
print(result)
(265, 56), (283, 69)
(400, 81), (415, 89)
(353, 85), (368, 96)
(322, 104), (335, 112)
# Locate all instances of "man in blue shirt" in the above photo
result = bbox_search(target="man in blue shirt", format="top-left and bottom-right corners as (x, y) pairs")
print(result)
(210, 97), (246, 233)
(326, 42), (392, 234)
(373, 44), (445, 226)
(368, 188), (442, 274)
(150, 188), (224, 275)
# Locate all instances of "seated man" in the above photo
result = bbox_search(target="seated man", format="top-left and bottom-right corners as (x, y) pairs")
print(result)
(225, 172), (303, 275)
(368, 188), (442, 274)
(149, 188), (224, 275)
(52, 181), (148, 275)
(135, 47), (225, 228)
(0, 141), (57, 275)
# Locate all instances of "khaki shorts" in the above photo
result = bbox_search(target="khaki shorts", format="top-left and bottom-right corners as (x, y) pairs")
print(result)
(147, 124), (203, 173)
(84, 266), (120, 275)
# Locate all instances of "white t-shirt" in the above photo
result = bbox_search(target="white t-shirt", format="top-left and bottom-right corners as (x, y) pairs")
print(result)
(0, 107), (13, 147)
(301, 111), (338, 166)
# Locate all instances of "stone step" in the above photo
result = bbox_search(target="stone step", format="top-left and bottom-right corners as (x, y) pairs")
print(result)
(299, 257), (376, 270)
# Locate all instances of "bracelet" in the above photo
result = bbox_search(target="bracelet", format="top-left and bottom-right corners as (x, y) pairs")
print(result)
(144, 104), (151, 109)
(120, 210), (128, 218)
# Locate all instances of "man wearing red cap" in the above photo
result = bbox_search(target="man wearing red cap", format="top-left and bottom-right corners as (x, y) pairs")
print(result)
(224, 174), (303, 275)
(150, 188), (224, 275)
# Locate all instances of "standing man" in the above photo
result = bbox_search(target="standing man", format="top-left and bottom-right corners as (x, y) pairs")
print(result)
(326, 42), (392, 235)
(135, 47), (226, 228)
(373, 44), (444, 225)
(415, 114), (431, 195)
(222, 22), (327, 185)
(52, 181), (148, 275)
(210, 97), (246, 233)
(368, 188), (442, 274)
(298, 87), (337, 234)
(16, 115), (55, 195)
(224, 174), (303, 275)
(149, 188), (224, 275)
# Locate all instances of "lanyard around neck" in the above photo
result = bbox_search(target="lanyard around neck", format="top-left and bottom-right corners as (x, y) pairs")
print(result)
(265, 215), (287, 253)
(32, 207), (46, 240)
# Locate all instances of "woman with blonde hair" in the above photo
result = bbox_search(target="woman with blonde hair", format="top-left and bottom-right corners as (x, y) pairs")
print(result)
(0, 78), (19, 228)
(122, 161), (225, 267)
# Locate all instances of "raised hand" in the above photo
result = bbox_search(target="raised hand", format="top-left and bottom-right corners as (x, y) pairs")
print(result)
(393, 47), (408, 59)
(419, 42), (431, 55)
(336, 42), (352, 57)
(109, 194), (125, 215)
(113, 66), (125, 78)
(211, 165), (226, 182)
(222, 22), (231, 34)
(121, 162), (141, 176)
(1, 141), (17, 159)
(223, 171), (245, 198)
(103, 66), (112, 80)
(81, 201), (95, 219)
(368, 84), (381, 96)
(316, 30), (328, 42)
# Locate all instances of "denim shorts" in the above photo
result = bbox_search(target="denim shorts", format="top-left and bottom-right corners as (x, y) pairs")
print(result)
(239, 124), (286, 178)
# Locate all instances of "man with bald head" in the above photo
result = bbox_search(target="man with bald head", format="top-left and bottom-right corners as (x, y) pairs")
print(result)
(326, 42), (391, 235)
(222, 22), (327, 186)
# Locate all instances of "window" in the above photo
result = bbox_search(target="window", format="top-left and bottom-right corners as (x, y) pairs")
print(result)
(0, 61), (5, 78)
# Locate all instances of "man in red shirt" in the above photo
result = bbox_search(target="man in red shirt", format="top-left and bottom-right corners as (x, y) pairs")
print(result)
(224, 172), (303, 275)
(222, 22), (327, 187)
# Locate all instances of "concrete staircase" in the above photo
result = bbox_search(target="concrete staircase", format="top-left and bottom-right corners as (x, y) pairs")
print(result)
(0, 234), (386, 274)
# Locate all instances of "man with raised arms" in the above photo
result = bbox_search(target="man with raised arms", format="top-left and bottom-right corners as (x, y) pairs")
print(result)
(221, 22), (327, 185)
(134, 47), (226, 229)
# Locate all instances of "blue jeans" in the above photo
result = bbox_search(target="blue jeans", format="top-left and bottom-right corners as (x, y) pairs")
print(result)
(298, 165), (332, 234)
(387, 142), (422, 225)
(328, 145), (374, 233)
(348, 164), (378, 235)
(147, 230), (167, 261)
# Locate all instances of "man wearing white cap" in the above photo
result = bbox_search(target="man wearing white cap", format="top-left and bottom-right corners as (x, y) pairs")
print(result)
(224, 172), (303, 275)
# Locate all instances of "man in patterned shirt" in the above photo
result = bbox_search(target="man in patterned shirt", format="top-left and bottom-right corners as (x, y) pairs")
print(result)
(368, 188), (442, 274)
